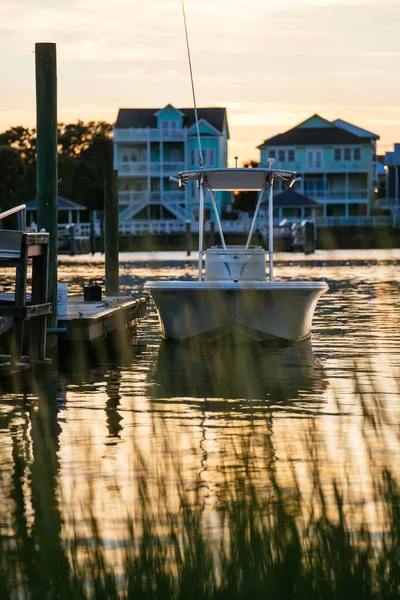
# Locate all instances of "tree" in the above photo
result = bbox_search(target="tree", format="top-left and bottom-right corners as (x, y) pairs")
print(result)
(0, 126), (36, 165)
(0, 121), (113, 211)
(58, 120), (112, 157)
(0, 146), (25, 210)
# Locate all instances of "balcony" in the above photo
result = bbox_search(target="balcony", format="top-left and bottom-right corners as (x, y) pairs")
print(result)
(114, 128), (186, 143)
(116, 161), (185, 176)
(301, 189), (369, 201)
(119, 191), (185, 204)
(261, 161), (370, 173)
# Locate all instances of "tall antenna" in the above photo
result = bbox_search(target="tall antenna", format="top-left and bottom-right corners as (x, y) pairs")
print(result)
(182, 0), (204, 169)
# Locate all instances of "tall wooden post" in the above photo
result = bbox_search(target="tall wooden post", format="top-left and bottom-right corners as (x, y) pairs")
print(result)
(90, 211), (96, 254)
(35, 43), (58, 328)
(104, 169), (119, 296)
(185, 220), (191, 256)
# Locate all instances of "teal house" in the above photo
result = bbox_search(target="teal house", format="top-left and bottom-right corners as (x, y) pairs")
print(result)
(113, 105), (229, 232)
(258, 115), (379, 221)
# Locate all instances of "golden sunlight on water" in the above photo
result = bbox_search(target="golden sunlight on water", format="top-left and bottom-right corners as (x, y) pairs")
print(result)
(0, 251), (400, 559)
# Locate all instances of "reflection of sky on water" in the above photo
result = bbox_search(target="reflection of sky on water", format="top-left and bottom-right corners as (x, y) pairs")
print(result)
(0, 252), (400, 543)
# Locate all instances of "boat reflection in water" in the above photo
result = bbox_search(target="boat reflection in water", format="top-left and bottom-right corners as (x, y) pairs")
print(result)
(151, 339), (327, 406)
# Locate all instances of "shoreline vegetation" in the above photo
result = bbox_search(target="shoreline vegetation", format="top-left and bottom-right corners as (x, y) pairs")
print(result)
(0, 359), (399, 599)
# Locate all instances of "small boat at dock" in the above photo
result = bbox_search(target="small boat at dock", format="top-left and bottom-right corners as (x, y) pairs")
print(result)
(145, 166), (328, 343)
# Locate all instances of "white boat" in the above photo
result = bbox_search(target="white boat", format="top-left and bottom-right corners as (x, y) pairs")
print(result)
(145, 166), (328, 343)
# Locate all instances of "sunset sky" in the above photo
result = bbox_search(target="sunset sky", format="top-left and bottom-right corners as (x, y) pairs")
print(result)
(1, 0), (399, 163)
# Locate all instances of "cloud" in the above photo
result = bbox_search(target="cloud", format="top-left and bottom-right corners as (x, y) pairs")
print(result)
(329, 70), (389, 76)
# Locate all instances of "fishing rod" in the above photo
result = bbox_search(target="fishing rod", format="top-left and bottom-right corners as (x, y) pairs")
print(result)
(182, 1), (205, 169)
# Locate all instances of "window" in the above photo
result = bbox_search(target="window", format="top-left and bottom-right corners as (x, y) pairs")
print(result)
(269, 150), (276, 159)
(278, 150), (285, 162)
(208, 148), (215, 166)
(190, 149), (197, 166)
(288, 149), (295, 162)
(162, 120), (178, 133)
(170, 149), (182, 162)
(353, 148), (361, 161)
(334, 148), (341, 161)
(307, 149), (322, 169)
(344, 148), (351, 161)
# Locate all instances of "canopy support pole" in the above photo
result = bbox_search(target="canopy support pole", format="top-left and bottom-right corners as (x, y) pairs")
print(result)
(245, 185), (267, 250)
(207, 187), (227, 250)
(198, 182), (205, 280)
(268, 176), (274, 281)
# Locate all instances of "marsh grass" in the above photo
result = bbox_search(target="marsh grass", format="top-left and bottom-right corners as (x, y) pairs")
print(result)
(0, 366), (399, 599)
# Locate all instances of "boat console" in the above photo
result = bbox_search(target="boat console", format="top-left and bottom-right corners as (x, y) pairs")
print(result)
(204, 245), (267, 281)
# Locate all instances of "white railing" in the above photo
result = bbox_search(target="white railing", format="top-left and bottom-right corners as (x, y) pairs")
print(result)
(113, 128), (186, 142)
(119, 219), (188, 235)
(59, 215), (395, 239)
(117, 162), (148, 174)
(374, 197), (399, 209)
(57, 222), (101, 237)
(315, 216), (392, 227)
(119, 191), (185, 204)
(116, 161), (185, 175)
(304, 189), (369, 201)
(260, 162), (370, 173)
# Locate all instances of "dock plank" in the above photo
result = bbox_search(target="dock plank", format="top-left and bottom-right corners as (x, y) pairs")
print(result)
(57, 296), (148, 341)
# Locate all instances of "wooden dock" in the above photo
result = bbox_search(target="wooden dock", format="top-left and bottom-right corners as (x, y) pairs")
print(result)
(57, 296), (147, 341)
(0, 294), (147, 343)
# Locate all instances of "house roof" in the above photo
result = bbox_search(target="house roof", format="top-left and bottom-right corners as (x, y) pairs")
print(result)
(258, 114), (374, 148)
(26, 197), (86, 211)
(115, 107), (228, 136)
(262, 189), (321, 208)
(332, 119), (379, 140)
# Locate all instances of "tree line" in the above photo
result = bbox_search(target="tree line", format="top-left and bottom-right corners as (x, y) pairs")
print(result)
(0, 121), (113, 213)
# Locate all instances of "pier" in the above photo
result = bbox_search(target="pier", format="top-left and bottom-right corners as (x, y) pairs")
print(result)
(56, 296), (147, 342)
(0, 42), (148, 376)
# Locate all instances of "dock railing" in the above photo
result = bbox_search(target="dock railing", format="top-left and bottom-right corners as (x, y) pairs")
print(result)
(65, 214), (395, 239)
(0, 204), (26, 231)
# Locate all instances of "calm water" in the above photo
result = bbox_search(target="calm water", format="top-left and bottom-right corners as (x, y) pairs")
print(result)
(1, 251), (400, 548)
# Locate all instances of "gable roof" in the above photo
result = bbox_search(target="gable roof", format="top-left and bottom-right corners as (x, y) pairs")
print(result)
(26, 197), (86, 211)
(296, 114), (334, 129)
(115, 107), (228, 136)
(261, 189), (321, 208)
(332, 119), (379, 140)
(258, 113), (374, 147)
(154, 104), (185, 117)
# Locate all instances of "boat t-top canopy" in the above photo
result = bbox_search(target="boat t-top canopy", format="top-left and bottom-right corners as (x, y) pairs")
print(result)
(178, 166), (300, 282)
(178, 168), (298, 190)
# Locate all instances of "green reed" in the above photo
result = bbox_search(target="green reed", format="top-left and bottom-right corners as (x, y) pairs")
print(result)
(0, 366), (399, 599)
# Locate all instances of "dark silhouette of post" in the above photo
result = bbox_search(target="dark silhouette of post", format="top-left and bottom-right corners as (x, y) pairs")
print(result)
(35, 43), (58, 328)
(90, 211), (96, 254)
(68, 224), (75, 256)
(185, 220), (191, 256)
(104, 169), (119, 296)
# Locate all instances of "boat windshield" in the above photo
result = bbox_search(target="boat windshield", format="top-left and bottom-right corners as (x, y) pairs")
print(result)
(178, 168), (297, 190)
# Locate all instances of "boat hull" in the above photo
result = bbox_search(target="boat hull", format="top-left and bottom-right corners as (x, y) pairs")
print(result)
(144, 281), (328, 343)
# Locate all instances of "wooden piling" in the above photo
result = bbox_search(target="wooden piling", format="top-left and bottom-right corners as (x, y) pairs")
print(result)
(68, 224), (75, 256)
(90, 211), (96, 254)
(185, 220), (191, 256)
(104, 169), (119, 296)
(35, 42), (58, 329)
(304, 221), (315, 255)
